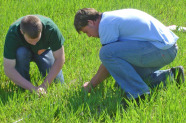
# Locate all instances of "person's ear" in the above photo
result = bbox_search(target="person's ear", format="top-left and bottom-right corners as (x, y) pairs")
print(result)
(87, 20), (95, 25)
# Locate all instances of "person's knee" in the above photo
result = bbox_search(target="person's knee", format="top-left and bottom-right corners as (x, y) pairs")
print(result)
(54, 70), (64, 84)
(16, 47), (32, 60)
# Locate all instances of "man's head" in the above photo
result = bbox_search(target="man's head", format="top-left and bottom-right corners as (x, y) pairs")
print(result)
(20, 15), (42, 45)
(74, 8), (101, 37)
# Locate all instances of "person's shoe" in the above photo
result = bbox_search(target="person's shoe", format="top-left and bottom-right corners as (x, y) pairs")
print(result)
(170, 66), (185, 85)
(133, 92), (151, 105)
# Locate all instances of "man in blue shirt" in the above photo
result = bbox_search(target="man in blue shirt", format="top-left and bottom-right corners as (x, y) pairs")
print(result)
(74, 8), (184, 100)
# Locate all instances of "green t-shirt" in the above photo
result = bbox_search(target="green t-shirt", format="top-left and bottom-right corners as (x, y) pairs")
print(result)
(4, 15), (65, 59)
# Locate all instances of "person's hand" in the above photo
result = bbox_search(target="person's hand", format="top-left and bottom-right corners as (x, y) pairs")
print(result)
(39, 82), (48, 90)
(36, 87), (47, 96)
(83, 82), (92, 92)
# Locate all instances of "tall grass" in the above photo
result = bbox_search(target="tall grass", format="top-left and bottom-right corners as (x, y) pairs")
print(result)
(0, 0), (185, 122)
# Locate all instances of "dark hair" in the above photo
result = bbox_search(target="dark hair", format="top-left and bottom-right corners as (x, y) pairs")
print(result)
(20, 15), (42, 38)
(74, 8), (101, 33)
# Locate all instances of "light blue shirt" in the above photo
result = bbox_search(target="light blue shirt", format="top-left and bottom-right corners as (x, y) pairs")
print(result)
(99, 9), (178, 49)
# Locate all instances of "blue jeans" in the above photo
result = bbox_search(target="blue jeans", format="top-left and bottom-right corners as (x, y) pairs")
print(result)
(15, 46), (64, 84)
(99, 41), (177, 99)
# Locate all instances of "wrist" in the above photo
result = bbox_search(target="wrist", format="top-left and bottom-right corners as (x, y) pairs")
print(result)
(89, 80), (97, 87)
(40, 83), (47, 89)
(30, 86), (37, 92)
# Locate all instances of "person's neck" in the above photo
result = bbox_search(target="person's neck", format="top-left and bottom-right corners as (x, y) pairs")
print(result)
(96, 15), (102, 27)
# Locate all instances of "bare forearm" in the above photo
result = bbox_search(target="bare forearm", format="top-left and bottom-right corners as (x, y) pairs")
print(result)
(41, 46), (65, 88)
(4, 67), (36, 91)
(90, 64), (110, 87)
(42, 59), (64, 87)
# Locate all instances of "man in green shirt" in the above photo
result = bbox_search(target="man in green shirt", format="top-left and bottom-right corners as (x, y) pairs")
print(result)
(4, 15), (65, 93)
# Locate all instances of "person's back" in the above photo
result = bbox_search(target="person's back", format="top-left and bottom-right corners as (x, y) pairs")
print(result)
(99, 9), (178, 49)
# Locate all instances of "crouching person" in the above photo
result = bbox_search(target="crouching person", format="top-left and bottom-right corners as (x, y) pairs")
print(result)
(4, 15), (65, 94)
(74, 8), (184, 101)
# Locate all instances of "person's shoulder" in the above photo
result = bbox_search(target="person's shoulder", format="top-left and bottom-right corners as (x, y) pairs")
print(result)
(100, 10), (125, 24)
(8, 16), (22, 31)
(102, 8), (150, 22)
(37, 15), (58, 30)
(37, 15), (55, 25)
(7, 19), (21, 38)
(37, 15), (52, 21)
(10, 16), (23, 26)
(104, 8), (146, 16)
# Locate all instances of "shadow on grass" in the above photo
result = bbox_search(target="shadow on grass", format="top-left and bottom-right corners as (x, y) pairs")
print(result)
(0, 82), (25, 105)
(57, 82), (130, 122)
(56, 79), (184, 122)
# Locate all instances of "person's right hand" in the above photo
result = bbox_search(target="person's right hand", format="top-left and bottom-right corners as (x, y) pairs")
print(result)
(36, 87), (47, 96)
(83, 82), (92, 93)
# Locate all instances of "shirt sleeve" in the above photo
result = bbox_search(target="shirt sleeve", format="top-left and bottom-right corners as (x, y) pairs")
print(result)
(4, 33), (20, 59)
(99, 23), (119, 45)
(49, 27), (65, 51)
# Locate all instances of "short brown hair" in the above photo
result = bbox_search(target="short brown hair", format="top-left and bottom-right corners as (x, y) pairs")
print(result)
(20, 15), (42, 38)
(74, 8), (101, 33)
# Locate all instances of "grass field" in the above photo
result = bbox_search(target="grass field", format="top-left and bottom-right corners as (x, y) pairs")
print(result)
(0, 0), (185, 122)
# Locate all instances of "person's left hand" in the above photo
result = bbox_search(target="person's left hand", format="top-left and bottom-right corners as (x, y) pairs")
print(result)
(83, 82), (92, 93)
